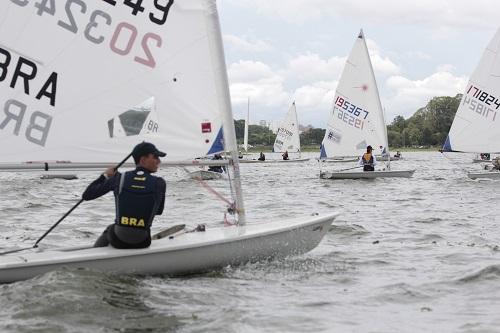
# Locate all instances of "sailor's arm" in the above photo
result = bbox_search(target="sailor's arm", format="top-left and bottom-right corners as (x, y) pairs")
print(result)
(82, 168), (120, 201)
(156, 178), (167, 215)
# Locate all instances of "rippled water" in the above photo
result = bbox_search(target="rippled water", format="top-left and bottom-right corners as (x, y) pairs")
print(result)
(1, 151), (500, 332)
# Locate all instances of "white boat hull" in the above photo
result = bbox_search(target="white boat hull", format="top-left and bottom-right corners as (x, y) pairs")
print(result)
(239, 157), (310, 164)
(188, 170), (224, 180)
(0, 213), (338, 283)
(320, 170), (415, 179)
(376, 156), (401, 161)
(468, 171), (500, 179)
(319, 157), (358, 163)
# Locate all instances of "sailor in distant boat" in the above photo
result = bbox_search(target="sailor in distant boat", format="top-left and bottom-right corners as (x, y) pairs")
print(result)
(480, 153), (491, 160)
(358, 145), (377, 171)
(208, 153), (225, 173)
(258, 152), (265, 161)
(82, 142), (166, 249)
(282, 151), (289, 160)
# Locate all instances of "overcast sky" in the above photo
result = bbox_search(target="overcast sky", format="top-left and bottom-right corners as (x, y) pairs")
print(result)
(217, 0), (500, 127)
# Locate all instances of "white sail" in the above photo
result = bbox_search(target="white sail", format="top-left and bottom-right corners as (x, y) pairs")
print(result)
(243, 97), (249, 152)
(273, 102), (301, 153)
(0, 1), (227, 163)
(320, 30), (388, 159)
(443, 28), (500, 153)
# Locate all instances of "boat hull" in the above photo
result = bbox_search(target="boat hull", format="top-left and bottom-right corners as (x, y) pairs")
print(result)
(319, 157), (358, 163)
(468, 171), (500, 179)
(0, 213), (338, 283)
(239, 157), (310, 164)
(320, 170), (415, 179)
(188, 170), (224, 180)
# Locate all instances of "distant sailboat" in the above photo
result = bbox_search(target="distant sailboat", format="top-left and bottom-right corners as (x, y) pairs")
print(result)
(442, 27), (500, 179)
(272, 102), (309, 162)
(0, 0), (338, 283)
(319, 30), (414, 179)
(240, 102), (309, 163)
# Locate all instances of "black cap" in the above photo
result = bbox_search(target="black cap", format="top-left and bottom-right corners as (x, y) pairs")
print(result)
(132, 142), (166, 161)
(367, 145), (373, 150)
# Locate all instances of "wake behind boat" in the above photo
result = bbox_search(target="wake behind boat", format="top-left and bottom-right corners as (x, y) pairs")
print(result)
(318, 30), (414, 180)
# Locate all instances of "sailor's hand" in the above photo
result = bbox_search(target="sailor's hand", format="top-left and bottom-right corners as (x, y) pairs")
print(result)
(103, 166), (116, 178)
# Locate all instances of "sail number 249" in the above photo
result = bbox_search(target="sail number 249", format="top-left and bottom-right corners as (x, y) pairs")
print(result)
(10, 0), (174, 69)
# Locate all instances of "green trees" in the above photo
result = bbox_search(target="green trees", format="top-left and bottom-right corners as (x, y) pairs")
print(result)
(234, 120), (275, 146)
(233, 94), (461, 149)
(300, 128), (325, 145)
(387, 94), (461, 148)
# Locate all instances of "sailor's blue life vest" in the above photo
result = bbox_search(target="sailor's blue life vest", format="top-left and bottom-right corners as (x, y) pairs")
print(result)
(362, 153), (374, 171)
(115, 170), (159, 229)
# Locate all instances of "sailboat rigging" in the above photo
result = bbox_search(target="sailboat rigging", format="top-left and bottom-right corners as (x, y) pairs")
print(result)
(0, 0), (338, 283)
(319, 30), (414, 179)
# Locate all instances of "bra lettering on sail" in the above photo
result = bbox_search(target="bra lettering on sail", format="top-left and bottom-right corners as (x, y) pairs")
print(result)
(0, 47), (58, 107)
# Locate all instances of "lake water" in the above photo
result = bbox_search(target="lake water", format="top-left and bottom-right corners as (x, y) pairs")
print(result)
(1, 151), (500, 332)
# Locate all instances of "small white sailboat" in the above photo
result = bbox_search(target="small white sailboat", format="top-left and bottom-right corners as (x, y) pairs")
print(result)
(319, 30), (414, 179)
(272, 102), (309, 162)
(442, 27), (500, 179)
(0, 0), (338, 283)
(239, 102), (309, 163)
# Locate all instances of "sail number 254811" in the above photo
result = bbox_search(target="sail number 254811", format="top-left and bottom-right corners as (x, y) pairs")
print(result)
(9, 0), (174, 69)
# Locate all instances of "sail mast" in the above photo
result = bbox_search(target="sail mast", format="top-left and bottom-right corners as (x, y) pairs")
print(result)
(293, 101), (302, 159)
(360, 29), (389, 165)
(205, 0), (245, 224)
(244, 97), (249, 152)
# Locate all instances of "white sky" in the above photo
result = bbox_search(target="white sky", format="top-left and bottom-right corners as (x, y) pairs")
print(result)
(218, 0), (500, 127)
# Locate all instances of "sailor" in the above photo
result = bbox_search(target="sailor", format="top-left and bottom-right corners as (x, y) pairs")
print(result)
(82, 142), (166, 248)
(258, 152), (265, 161)
(358, 145), (377, 171)
(282, 150), (289, 160)
(208, 153), (224, 173)
(492, 157), (500, 171)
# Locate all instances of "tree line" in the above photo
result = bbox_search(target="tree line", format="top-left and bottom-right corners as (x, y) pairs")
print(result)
(234, 94), (462, 148)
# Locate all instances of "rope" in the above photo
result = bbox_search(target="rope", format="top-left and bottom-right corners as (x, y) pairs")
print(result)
(180, 166), (234, 206)
(192, 173), (233, 206)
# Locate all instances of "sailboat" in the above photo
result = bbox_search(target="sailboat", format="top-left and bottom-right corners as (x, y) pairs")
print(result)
(0, 0), (338, 283)
(272, 102), (309, 162)
(319, 30), (414, 179)
(443, 27), (500, 180)
(240, 102), (309, 163)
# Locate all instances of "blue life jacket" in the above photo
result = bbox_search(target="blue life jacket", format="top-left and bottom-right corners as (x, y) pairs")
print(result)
(115, 170), (159, 230)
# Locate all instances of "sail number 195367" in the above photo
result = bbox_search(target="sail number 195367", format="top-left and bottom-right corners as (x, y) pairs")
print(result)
(10, 0), (174, 69)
